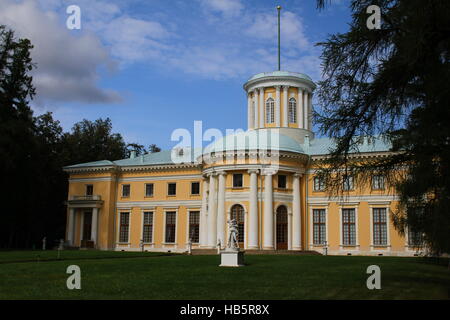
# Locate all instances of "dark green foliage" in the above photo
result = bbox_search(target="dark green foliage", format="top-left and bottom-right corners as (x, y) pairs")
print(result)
(315, 1), (450, 254)
(0, 26), (158, 248)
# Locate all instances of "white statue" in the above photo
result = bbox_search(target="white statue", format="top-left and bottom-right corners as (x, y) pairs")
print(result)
(227, 219), (239, 250)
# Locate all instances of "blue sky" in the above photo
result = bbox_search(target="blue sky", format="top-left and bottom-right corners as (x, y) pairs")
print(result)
(1, 0), (351, 150)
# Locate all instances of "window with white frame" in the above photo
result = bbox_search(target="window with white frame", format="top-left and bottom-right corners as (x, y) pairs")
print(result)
(408, 228), (423, 247)
(122, 184), (130, 197)
(142, 212), (153, 243)
(265, 98), (275, 124)
(342, 208), (356, 245)
(145, 183), (154, 197)
(343, 175), (354, 191)
(373, 208), (387, 246)
(165, 211), (176, 243)
(191, 182), (200, 195)
(372, 175), (385, 190)
(233, 173), (243, 188)
(188, 211), (200, 243)
(313, 176), (325, 191)
(313, 209), (326, 245)
(167, 183), (176, 196)
(288, 98), (297, 123)
(119, 212), (130, 243)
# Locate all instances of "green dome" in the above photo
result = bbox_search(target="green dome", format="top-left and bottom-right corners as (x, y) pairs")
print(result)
(203, 128), (304, 154)
(247, 71), (313, 82)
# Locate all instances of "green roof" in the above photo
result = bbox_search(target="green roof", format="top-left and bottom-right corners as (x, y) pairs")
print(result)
(64, 134), (392, 170)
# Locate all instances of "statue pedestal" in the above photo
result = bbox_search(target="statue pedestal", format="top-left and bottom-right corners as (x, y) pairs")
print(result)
(219, 249), (245, 267)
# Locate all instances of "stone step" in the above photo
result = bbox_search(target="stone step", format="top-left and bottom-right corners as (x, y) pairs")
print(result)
(190, 249), (322, 256)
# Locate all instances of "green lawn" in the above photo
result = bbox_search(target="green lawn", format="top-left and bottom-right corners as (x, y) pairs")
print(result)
(0, 251), (448, 299)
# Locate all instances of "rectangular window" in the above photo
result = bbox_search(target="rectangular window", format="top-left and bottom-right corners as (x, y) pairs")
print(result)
(122, 184), (130, 197)
(373, 208), (388, 246)
(343, 175), (354, 191)
(188, 211), (200, 243)
(86, 184), (93, 196)
(313, 209), (326, 245)
(142, 212), (153, 243)
(372, 175), (385, 190)
(408, 229), (423, 247)
(191, 182), (200, 195)
(167, 183), (176, 196)
(145, 183), (154, 197)
(278, 175), (287, 189)
(165, 212), (176, 243)
(233, 174), (243, 188)
(313, 177), (325, 191)
(342, 208), (356, 245)
(119, 212), (130, 243)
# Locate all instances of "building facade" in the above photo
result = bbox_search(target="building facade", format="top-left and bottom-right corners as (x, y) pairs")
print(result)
(64, 71), (421, 256)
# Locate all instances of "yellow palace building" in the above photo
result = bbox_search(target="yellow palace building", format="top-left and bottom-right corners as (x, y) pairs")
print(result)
(64, 70), (420, 256)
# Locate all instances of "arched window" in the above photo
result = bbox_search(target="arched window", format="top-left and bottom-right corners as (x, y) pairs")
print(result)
(265, 98), (275, 124)
(288, 98), (297, 123)
(230, 204), (245, 243)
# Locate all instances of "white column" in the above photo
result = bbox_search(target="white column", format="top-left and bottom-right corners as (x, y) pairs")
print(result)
(207, 173), (217, 247)
(91, 208), (99, 247)
(292, 173), (302, 250)
(247, 93), (253, 130)
(308, 92), (313, 131)
(200, 176), (209, 246)
(283, 86), (289, 127)
(263, 171), (274, 249)
(298, 89), (303, 129)
(288, 211), (292, 250)
(248, 169), (259, 249)
(254, 89), (259, 129)
(275, 86), (281, 127)
(259, 87), (265, 128)
(67, 208), (75, 245)
(216, 171), (226, 247)
(303, 90), (309, 130)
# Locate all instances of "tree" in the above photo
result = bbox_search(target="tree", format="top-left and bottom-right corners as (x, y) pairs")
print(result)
(63, 118), (128, 166)
(127, 143), (146, 157)
(314, 1), (450, 254)
(148, 144), (161, 153)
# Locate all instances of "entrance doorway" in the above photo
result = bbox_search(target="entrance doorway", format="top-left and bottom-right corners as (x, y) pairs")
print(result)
(81, 211), (93, 248)
(276, 205), (288, 250)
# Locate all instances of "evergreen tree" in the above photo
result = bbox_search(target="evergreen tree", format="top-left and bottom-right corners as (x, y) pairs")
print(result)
(315, 1), (450, 254)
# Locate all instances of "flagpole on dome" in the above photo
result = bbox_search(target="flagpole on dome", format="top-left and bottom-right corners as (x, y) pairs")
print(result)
(277, 5), (282, 71)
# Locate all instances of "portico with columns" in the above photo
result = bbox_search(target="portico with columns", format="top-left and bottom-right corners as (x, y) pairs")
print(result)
(66, 195), (103, 249)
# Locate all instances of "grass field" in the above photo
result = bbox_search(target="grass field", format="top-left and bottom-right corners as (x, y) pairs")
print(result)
(0, 250), (448, 300)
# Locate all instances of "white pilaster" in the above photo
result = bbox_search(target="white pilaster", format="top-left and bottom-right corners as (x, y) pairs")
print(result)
(207, 173), (217, 247)
(67, 208), (75, 245)
(298, 89), (303, 129)
(248, 169), (259, 249)
(200, 177), (209, 246)
(247, 93), (253, 130)
(303, 90), (309, 130)
(275, 86), (281, 127)
(263, 171), (274, 249)
(308, 92), (313, 131)
(292, 173), (302, 250)
(283, 86), (289, 127)
(254, 90), (259, 129)
(288, 211), (292, 250)
(91, 207), (99, 247)
(259, 87), (265, 128)
(217, 171), (226, 247)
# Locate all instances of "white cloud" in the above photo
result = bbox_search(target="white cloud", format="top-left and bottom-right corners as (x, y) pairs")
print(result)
(197, 0), (243, 17)
(0, 0), (121, 105)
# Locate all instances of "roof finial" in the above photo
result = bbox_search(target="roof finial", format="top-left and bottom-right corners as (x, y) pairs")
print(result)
(277, 5), (282, 71)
